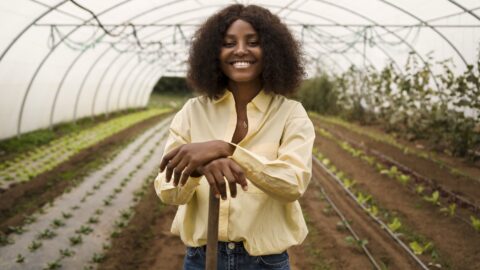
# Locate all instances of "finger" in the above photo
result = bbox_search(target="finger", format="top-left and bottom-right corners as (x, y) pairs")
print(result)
(179, 165), (195, 187)
(166, 152), (183, 183)
(203, 171), (221, 199)
(159, 147), (180, 171)
(223, 167), (237, 198)
(213, 170), (227, 200)
(230, 162), (248, 191)
(173, 159), (188, 187)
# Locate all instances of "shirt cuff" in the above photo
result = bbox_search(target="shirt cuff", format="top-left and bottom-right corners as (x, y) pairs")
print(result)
(227, 142), (266, 173)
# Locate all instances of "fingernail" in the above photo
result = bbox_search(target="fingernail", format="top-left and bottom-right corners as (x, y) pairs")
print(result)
(215, 194), (220, 199)
(242, 186), (248, 191)
(222, 196), (227, 200)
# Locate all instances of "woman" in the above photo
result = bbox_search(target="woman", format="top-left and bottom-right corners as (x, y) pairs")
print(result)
(154, 4), (315, 269)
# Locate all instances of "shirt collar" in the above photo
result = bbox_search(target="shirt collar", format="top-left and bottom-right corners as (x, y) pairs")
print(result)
(213, 89), (272, 112)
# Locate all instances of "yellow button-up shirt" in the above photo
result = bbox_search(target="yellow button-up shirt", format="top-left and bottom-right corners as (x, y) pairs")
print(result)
(153, 89), (315, 256)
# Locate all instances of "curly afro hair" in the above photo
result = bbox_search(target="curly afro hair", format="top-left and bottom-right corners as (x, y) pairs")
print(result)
(187, 4), (305, 98)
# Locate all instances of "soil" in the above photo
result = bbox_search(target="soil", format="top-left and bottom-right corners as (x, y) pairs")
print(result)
(0, 113), (171, 237)
(312, 123), (480, 270)
(313, 117), (480, 208)
(97, 157), (422, 270)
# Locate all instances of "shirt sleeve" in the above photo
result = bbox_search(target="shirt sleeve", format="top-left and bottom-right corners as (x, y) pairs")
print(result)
(154, 99), (202, 205)
(228, 102), (315, 203)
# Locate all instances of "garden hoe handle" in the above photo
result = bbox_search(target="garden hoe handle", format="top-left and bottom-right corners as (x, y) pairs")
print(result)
(206, 186), (220, 270)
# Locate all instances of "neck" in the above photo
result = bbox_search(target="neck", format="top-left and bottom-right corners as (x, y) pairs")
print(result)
(228, 79), (262, 107)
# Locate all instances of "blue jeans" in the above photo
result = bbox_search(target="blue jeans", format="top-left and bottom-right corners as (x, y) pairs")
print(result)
(183, 241), (290, 270)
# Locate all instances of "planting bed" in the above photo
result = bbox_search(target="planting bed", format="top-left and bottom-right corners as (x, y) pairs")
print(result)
(1, 110), (478, 270)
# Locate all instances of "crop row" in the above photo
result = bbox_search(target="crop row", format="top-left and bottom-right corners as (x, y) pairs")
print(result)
(314, 125), (480, 233)
(0, 117), (171, 269)
(313, 148), (444, 269)
(0, 108), (171, 189)
(310, 113), (478, 183)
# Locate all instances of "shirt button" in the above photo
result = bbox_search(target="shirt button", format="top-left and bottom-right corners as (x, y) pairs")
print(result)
(227, 242), (235, 250)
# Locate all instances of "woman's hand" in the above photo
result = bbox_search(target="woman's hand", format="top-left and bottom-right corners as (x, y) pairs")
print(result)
(159, 140), (235, 185)
(198, 158), (248, 199)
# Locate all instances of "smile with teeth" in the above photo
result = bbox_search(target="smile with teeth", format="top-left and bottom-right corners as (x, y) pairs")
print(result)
(231, 61), (255, 69)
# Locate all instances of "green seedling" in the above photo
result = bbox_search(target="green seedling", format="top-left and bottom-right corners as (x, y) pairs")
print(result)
(0, 234), (14, 246)
(423, 191), (440, 206)
(88, 216), (99, 224)
(396, 174), (410, 185)
(367, 205), (379, 217)
(387, 217), (402, 232)
(28, 240), (42, 252)
(409, 241), (432, 255)
(356, 192), (372, 205)
(336, 221), (348, 231)
(343, 178), (356, 189)
(37, 229), (57, 240)
(440, 203), (456, 217)
(91, 252), (106, 263)
(321, 158), (331, 166)
(16, 254), (25, 263)
(8, 225), (26, 235)
(75, 225), (93, 235)
(415, 185), (425, 194)
(380, 166), (399, 179)
(69, 235), (83, 246)
(51, 218), (65, 228)
(471, 216), (480, 232)
(345, 236), (368, 250)
(43, 259), (62, 270)
(62, 211), (73, 219)
(60, 248), (75, 257)
(361, 155), (376, 165)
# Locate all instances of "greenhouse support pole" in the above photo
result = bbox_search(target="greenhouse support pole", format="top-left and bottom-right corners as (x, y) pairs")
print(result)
(206, 187), (220, 270)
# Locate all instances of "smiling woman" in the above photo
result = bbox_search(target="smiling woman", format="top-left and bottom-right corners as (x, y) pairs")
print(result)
(154, 4), (314, 270)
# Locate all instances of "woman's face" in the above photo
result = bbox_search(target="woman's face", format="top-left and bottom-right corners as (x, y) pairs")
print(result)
(220, 19), (263, 85)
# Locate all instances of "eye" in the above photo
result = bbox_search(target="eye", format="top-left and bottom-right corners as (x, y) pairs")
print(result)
(248, 40), (259, 47)
(222, 41), (235, 47)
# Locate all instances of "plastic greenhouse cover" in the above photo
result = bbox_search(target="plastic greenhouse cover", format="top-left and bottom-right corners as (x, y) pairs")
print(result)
(0, 0), (478, 139)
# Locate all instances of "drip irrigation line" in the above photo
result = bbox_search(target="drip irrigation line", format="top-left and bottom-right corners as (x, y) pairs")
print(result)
(312, 156), (431, 270)
(311, 172), (383, 270)
(326, 125), (480, 216)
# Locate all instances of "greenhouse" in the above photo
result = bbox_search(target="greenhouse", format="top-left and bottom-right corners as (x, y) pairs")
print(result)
(0, 0), (479, 269)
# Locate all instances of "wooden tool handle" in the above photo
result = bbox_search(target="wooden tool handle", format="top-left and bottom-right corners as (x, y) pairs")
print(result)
(206, 186), (220, 270)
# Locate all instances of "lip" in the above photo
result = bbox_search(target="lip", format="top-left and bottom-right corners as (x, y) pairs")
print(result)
(228, 59), (256, 65)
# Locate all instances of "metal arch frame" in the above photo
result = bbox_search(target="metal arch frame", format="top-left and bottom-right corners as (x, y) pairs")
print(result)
(124, 61), (158, 108)
(378, 0), (468, 66)
(0, 0), (69, 62)
(9, 0), (477, 136)
(47, 0), (191, 125)
(447, 0), (480, 21)
(260, 3), (403, 73)
(70, 1), (208, 121)
(115, 56), (145, 111)
(310, 0), (441, 90)
(16, 0), (134, 136)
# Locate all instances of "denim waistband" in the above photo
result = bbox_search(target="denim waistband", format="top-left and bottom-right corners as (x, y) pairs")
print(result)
(194, 241), (248, 254)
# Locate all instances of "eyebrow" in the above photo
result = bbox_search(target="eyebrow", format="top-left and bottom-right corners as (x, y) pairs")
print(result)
(224, 33), (258, 39)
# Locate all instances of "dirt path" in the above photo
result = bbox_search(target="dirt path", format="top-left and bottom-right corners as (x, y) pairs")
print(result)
(314, 131), (480, 270)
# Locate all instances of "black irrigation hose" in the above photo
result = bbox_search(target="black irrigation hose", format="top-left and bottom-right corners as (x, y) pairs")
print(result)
(310, 168), (383, 270)
(325, 126), (480, 217)
(312, 156), (430, 270)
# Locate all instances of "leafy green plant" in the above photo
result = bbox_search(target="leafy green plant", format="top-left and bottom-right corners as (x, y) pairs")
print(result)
(387, 217), (402, 232)
(471, 216), (480, 232)
(409, 241), (432, 255)
(43, 259), (62, 270)
(69, 235), (83, 246)
(16, 254), (25, 263)
(60, 248), (75, 257)
(423, 191), (440, 206)
(345, 236), (368, 250)
(28, 240), (42, 252)
(440, 203), (456, 217)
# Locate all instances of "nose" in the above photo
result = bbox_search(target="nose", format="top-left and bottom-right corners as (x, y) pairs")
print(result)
(234, 42), (247, 56)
